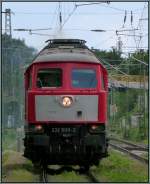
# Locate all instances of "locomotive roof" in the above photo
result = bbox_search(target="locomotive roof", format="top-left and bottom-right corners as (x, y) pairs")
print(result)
(33, 39), (101, 64)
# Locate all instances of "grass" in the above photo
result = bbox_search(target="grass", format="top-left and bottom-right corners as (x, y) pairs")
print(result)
(2, 129), (17, 151)
(2, 150), (37, 183)
(2, 150), (10, 165)
(2, 149), (149, 182)
(48, 171), (88, 182)
(4, 170), (37, 182)
(93, 149), (148, 182)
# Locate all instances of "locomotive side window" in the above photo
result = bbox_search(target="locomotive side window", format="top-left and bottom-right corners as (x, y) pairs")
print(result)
(37, 68), (62, 88)
(72, 69), (97, 88)
(25, 71), (32, 90)
(29, 73), (32, 89)
(101, 73), (105, 90)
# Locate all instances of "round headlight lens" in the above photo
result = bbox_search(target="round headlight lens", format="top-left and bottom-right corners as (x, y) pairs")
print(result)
(62, 96), (72, 107)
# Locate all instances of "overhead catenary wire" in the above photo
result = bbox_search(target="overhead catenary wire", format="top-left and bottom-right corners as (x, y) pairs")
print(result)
(135, 2), (148, 49)
(100, 58), (129, 76)
(50, 5), (58, 29)
(60, 3), (77, 30)
(60, 1), (137, 30)
(9, 11), (142, 16)
(94, 35), (116, 48)
(122, 52), (148, 66)
(14, 28), (52, 31)
(75, 2), (110, 7)
(116, 33), (142, 37)
(2, 2), (147, 55)
(76, 2), (125, 12)
(28, 32), (55, 37)
(137, 2), (148, 29)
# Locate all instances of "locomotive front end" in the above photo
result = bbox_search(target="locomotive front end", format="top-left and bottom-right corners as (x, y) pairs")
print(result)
(24, 39), (108, 168)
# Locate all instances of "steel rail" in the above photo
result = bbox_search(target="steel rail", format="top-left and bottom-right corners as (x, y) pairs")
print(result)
(86, 171), (100, 182)
(109, 137), (148, 151)
(39, 165), (100, 182)
(39, 166), (48, 182)
(109, 143), (148, 165)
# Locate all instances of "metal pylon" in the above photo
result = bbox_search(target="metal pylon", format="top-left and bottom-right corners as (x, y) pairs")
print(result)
(5, 9), (12, 37)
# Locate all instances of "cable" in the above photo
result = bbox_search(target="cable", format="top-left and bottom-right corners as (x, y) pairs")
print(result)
(136, 3), (148, 48)
(94, 35), (116, 48)
(76, 2), (124, 11)
(98, 3), (126, 12)
(61, 3), (77, 30)
(137, 2), (148, 29)
(76, 2), (110, 7)
(122, 52), (148, 66)
(10, 11), (141, 16)
(101, 59), (129, 75)
(29, 32), (54, 37)
(50, 5), (58, 29)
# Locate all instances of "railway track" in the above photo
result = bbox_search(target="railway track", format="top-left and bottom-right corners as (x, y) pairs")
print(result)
(40, 167), (48, 182)
(39, 165), (100, 183)
(110, 137), (148, 151)
(86, 171), (100, 182)
(109, 138), (148, 165)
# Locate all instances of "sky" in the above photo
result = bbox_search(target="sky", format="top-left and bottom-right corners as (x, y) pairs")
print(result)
(2, 1), (148, 53)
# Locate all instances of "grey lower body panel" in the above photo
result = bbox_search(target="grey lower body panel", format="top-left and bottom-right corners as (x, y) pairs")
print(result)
(35, 95), (98, 122)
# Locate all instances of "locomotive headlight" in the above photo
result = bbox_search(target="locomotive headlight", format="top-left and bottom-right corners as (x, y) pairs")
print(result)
(35, 125), (44, 133)
(35, 125), (43, 131)
(89, 124), (105, 134)
(62, 96), (73, 107)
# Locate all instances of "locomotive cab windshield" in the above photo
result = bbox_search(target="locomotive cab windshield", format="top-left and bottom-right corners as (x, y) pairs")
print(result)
(37, 68), (62, 88)
(72, 69), (97, 88)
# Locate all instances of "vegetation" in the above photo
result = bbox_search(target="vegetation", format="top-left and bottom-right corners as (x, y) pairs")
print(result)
(92, 48), (148, 142)
(2, 151), (36, 182)
(93, 150), (148, 182)
(93, 47), (148, 76)
(47, 171), (89, 182)
(108, 88), (148, 142)
(93, 47), (122, 65)
(2, 129), (17, 151)
(2, 34), (37, 128)
(127, 51), (148, 75)
(2, 150), (148, 182)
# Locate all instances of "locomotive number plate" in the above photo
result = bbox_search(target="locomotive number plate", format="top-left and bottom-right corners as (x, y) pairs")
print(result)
(51, 127), (76, 134)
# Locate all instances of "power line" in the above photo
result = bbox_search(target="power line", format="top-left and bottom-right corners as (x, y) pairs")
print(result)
(61, 3), (77, 30)
(76, 2), (110, 7)
(122, 46), (148, 49)
(116, 33), (142, 37)
(137, 2), (148, 29)
(101, 59), (129, 76)
(14, 28), (52, 31)
(10, 11), (141, 16)
(94, 35), (116, 48)
(50, 5), (58, 29)
(60, 1), (111, 30)
(28, 32), (54, 37)
(122, 52), (148, 66)
(139, 18), (148, 21)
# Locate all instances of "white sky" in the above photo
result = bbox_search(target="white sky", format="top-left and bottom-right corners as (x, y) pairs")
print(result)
(2, 1), (148, 52)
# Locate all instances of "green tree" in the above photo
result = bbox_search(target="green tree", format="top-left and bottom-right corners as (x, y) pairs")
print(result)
(2, 34), (37, 128)
(93, 47), (122, 65)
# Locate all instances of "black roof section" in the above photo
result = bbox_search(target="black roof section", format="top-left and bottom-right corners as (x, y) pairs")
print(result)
(44, 39), (87, 49)
(31, 38), (105, 67)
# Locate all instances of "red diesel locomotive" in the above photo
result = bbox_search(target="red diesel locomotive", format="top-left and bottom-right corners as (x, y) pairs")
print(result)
(24, 39), (108, 169)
